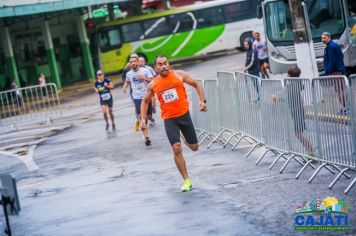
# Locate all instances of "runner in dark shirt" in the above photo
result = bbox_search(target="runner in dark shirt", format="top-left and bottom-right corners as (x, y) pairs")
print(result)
(94, 70), (115, 131)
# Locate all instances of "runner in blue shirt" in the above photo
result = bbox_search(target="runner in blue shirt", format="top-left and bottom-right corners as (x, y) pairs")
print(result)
(94, 70), (115, 131)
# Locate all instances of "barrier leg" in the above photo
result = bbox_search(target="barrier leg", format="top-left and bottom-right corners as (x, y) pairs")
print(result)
(256, 149), (275, 165)
(296, 157), (316, 169)
(296, 160), (315, 179)
(231, 135), (248, 151)
(268, 152), (287, 170)
(279, 154), (297, 173)
(245, 142), (262, 159)
(223, 133), (240, 148)
(308, 163), (332, 183)
(199, 133), (214, 146)
(206, 129), (227, 149)
(328, 164), (351, 179)
(197, 131), (206, 140)
(344, 177), (356, 194)
(328, 168), (349, 189)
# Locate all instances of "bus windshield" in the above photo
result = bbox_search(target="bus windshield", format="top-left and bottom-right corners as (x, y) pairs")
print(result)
(265, 0), (345, 43)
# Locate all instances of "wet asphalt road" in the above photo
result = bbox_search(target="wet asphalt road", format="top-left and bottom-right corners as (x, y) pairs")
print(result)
(0, 53), (355, 236)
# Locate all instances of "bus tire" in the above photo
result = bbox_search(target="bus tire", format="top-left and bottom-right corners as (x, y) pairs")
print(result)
(239, 31), (253, 51)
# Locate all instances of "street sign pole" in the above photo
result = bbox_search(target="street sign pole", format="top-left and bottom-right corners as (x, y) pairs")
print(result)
(1, 195), (12, 236)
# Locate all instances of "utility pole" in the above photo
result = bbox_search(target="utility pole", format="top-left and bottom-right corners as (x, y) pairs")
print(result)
(288, 0), (318, 78)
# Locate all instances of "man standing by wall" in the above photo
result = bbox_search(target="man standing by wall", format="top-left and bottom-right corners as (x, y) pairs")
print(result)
(321, 32), (348, 115)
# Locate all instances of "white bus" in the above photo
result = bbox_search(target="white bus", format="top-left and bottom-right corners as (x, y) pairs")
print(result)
(261, 0), (356, 74)
(97, 0), (264, 73)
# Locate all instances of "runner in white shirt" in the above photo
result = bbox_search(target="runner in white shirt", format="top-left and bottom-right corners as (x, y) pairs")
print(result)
(123, 56), (154, 146)
(138, 56), (157, 126)
(253, 32), (270, 79)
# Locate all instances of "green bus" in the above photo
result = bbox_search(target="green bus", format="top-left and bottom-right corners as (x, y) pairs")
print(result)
(97, 0), (263, 73)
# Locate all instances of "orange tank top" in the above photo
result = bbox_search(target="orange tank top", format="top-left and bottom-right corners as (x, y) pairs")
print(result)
(153, 70), (189, 119)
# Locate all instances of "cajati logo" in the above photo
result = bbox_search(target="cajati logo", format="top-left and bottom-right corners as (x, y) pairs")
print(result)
(294, 197), (351, 231)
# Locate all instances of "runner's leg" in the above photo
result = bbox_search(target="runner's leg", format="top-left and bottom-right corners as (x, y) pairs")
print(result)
(172, 142), (189, 180)
(101, 105), (109, 130)
(178, 112), (199, 151)
(165, 118), (190, 179)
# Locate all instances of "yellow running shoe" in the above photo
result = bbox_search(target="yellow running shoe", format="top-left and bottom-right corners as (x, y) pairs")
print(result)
(180, 179), (192, 192)
(133, 120), (140, 131)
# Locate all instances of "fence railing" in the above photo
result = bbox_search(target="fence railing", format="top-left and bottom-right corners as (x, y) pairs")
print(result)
(0, 83), (62, 129)
(192, 73), (356, 194)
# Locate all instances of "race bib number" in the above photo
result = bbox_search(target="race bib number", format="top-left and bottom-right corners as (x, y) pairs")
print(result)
(132, 83), (145, 93)
(162, 88), (178, 103)
(100, 93), (111, 101)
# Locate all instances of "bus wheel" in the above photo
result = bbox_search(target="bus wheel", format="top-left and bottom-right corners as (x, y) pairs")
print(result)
(239, 32), (253, 51)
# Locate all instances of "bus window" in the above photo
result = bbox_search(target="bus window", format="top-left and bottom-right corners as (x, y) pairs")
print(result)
(347, 0), (356, 16)
(223, 1), (254, 23)
(308, 0), (344, 35)
(169, 13), (194, 33)
(99, 28), (122, 48)
(142, 17), (171, 39)
(265, 1), (292, 42)
(122, 22), (143, 42)
(195, 7), (224, 28)
(347, 0), (356, 43)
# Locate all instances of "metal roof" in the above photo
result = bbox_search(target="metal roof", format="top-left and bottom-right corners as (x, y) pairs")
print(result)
(0, 0), (127, 18)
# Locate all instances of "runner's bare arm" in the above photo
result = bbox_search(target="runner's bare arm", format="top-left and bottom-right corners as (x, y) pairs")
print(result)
(180, 70), (207, 112)
(94, 87), (99, 94)
(140, 82), (155, 125)
(106, 81), (114, 89)
(123, 80), (130, 93)
(145, 77), (154, 83)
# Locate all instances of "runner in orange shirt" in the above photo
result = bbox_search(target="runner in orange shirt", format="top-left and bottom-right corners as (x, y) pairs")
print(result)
(140, 55), (207, 192)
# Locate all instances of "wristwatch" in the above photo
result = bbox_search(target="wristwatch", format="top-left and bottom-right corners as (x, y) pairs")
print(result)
(203, 99), (207, 104)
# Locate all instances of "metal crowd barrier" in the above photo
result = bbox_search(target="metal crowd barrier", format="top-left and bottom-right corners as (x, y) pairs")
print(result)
(0, 83), (62, 129)
(191, 79), (224, 146)
(206, 72), (241, 149)
(191, 72), (356, 194)
(232, 72), (262, 154)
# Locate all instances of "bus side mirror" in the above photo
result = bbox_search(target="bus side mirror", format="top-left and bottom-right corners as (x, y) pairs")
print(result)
(257, 5), (263, 19)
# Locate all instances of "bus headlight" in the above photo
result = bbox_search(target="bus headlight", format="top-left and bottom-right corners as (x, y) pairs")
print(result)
(271, 51), (282, 59)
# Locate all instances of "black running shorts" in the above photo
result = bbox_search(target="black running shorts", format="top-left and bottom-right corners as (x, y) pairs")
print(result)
(100, 98), (113, 108)
(134, 99), (152, 116)
(164, 111), (198, 145)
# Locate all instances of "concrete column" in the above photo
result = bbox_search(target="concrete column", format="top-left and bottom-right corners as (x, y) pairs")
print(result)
(0, 23), (19, 86)
(59, 36), (72, 84)
(42, 21), (61, 89)
(288, 0), (318, 78)
(76, 16), (95, 82)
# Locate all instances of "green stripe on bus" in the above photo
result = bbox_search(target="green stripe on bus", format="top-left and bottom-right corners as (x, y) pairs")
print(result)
(137, 25), (225, 63)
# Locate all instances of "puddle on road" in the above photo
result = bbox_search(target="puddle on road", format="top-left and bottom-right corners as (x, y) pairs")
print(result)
(212, 163), (224, 167)
(16, 150), (29, 155)
(27, 188), (65, 198)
